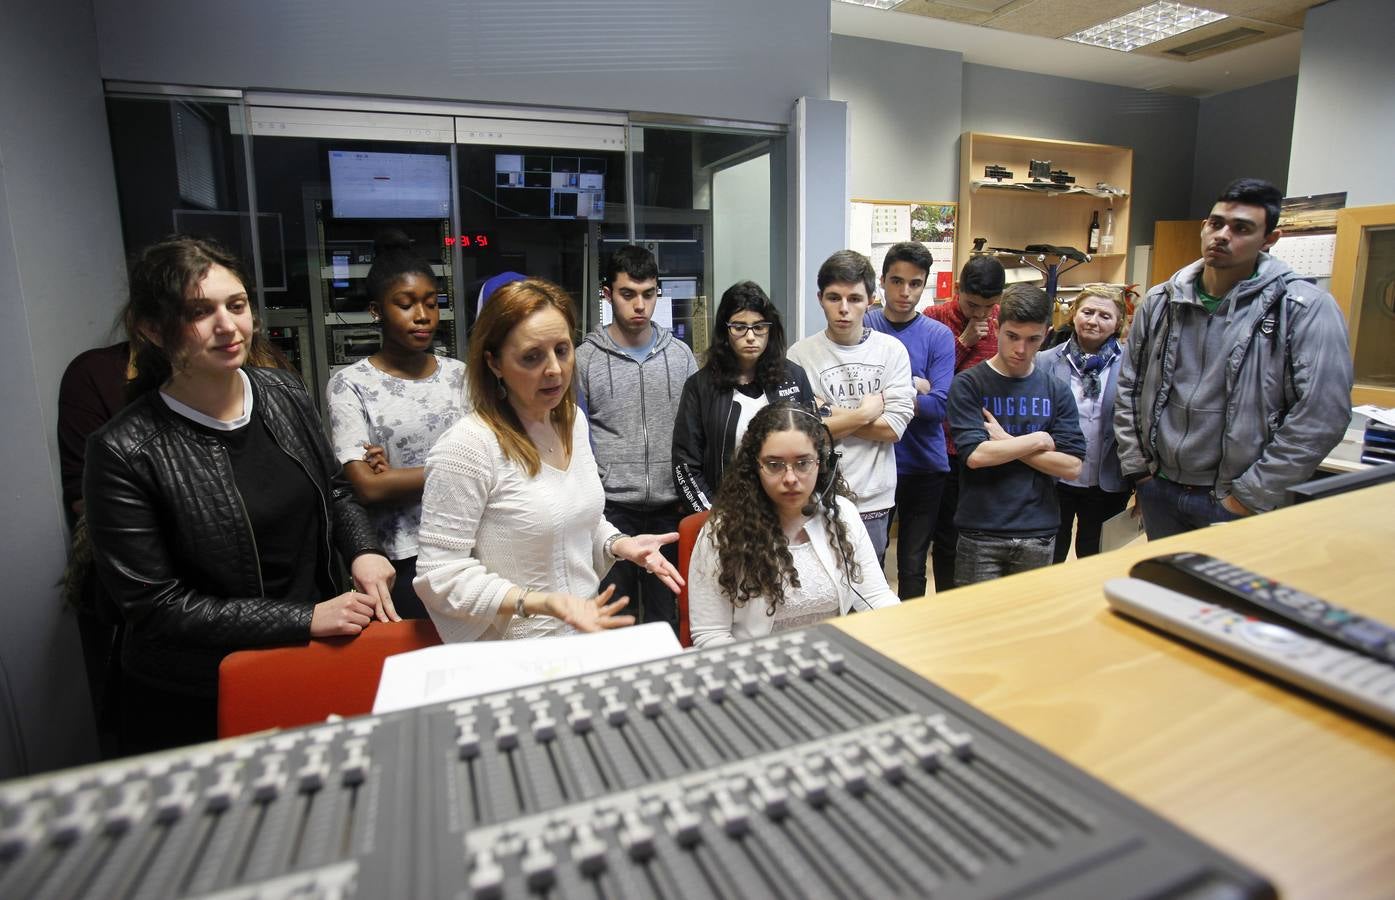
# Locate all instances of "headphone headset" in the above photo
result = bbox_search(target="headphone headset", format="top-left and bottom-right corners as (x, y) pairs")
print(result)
(778, 403), (876, 613)
(778, 404), (843, 518)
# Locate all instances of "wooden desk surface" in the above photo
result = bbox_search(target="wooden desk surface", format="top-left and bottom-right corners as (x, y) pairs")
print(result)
(833, 483), (1395, 899)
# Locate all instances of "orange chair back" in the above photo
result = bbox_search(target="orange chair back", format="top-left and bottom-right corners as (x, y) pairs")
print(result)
(676, 510), (710, 648)
(217, 619), (442, 737)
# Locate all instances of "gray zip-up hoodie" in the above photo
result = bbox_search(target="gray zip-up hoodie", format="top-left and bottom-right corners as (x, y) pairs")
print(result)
(575, 324), (697, 508)
(1114, 253), (1353, 512)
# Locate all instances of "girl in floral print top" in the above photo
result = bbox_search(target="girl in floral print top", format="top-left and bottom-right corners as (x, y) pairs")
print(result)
(327, 231), (469, 619)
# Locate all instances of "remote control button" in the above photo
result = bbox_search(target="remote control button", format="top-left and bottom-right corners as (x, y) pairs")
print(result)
(1239, 620), (1304, 650)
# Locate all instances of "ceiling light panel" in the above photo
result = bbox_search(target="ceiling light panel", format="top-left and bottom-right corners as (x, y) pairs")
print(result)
(1064, 1), (1228, 52)
(833, 0), (905, 10)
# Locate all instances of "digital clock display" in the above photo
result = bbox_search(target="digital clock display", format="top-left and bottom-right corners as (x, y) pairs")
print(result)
(444, 233), (492, 249)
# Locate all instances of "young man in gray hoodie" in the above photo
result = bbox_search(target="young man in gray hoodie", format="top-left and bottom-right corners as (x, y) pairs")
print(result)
(1115, 177), (1353, 539)
(576, 245), (697, 632)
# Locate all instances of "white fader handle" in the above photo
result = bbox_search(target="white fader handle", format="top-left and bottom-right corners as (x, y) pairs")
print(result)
(1103, 577), (1395, 729)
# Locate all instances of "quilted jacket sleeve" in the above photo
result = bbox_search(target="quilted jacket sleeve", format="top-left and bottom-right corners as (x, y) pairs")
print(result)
(83, 436), (314, 648)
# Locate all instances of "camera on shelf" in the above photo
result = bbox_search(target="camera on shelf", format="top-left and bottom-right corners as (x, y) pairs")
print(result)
(984, 164), (1013, 181)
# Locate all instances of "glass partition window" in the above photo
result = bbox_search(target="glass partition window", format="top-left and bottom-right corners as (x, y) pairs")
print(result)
(104, 94), (787, 401)
(455, 144), (626, 340)
(618, 126), (786, 355)
(249, 110), (457, 410)
(106, 96), (258, 314)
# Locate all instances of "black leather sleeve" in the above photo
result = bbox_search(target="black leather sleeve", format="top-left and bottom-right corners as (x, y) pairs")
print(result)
(83, 436), (314, 648)
(671, 374), (714, 515)
(787, 360), (816, 407)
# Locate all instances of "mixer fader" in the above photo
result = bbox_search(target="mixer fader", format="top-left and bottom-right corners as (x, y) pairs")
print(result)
(0, 627), (1274, 899)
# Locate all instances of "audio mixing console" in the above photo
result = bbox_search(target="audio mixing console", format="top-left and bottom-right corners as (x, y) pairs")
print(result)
(0, 626), (1273, 899)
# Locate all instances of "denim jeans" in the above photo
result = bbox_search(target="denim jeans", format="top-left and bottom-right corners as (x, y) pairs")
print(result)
(889, 471), (948, 599)
(860, 507), (892, 566)
(1135, 477), (1241, 540)
(955, 531), (1055, 587)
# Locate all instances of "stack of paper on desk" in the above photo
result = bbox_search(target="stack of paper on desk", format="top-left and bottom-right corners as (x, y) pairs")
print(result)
(372, 622), (683, 714)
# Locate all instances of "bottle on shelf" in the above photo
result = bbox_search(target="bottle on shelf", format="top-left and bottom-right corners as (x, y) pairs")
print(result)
(1100, 208), (1115, 254)
(1087, 210), (1101, 254)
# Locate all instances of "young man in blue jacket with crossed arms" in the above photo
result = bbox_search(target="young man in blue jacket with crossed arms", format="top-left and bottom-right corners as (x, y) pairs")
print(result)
(867, 242), (955, 599)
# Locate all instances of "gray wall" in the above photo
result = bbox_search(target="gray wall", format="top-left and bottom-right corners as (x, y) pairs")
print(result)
(0, 0), (126, 776)
(93, 0), (830, 125)
(1288, 0), (1395, 207)
(830, 35), (962, 203)
(1190, 77), (1297, 217)
(792, 98), (851, 339)
(961, 64), (1199, 257)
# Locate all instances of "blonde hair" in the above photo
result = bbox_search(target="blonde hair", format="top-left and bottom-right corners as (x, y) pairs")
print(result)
(467, 279), (577, 477)
(1067, 284), (1127, 339)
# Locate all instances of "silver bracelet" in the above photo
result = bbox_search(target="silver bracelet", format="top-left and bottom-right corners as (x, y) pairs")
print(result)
(603, 532), (629, 562)
(515, 589), (535, 619)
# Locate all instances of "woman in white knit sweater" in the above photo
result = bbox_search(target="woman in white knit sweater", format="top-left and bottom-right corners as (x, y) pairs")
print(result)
(688, 403), (898, 647)
(414, 279), (683, 642)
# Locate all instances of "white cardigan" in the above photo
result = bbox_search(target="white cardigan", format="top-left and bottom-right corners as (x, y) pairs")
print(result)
(688, 495), (899, 647)
(413, 411), (619, 643)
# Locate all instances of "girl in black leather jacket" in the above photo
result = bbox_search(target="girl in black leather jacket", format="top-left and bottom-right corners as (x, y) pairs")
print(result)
(672, 281), (815, 514)
(84, 237), (395, 754)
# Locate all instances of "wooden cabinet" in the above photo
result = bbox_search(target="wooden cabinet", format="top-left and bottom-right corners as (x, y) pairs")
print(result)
(1331, 203), (1395, 406)
(957, 132), (1133, 289)
(1150, 220), (1200, 288)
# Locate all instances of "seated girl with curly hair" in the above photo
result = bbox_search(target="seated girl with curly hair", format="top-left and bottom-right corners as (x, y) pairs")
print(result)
(687, 402), (899, 647)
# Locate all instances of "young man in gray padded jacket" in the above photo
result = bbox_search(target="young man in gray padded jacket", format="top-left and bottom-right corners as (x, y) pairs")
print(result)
(576, 245), (697, 633)
(1115, 177), (1353, 539)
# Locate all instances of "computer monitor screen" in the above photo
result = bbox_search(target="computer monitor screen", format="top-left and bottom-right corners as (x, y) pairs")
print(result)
(328, 151), (451, 219)
(495, 154), (605, 220)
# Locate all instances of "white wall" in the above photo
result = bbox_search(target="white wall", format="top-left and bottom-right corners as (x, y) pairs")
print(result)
(1190, 77), (1297, 217)
(713, 154), (772, 299)
(830, 35), (962, 204)
(93, 0), (830, 126)
(1288, 0), (1395, 207)
(0, 0), (125, 776)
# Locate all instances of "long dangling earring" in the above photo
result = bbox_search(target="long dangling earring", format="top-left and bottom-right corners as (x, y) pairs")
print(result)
(496, 379), (507, 400)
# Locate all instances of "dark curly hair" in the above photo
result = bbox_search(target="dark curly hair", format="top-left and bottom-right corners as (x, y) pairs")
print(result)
(708, 402), (859, 616)
(704, 281), (788, 390)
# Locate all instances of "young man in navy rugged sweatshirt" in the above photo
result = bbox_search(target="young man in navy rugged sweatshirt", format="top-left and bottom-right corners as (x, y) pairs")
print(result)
(947, 284), (1086, 586)
(866, 242), (956, 599)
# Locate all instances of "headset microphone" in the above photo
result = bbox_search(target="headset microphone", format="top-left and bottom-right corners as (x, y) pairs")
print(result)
(801, 449), (843, 517)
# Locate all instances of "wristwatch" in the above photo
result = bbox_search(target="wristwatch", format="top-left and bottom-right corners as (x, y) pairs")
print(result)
(603, 532), (629, 562)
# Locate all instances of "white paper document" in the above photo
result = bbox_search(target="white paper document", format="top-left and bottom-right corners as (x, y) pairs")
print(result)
(372, 622), (683, 714)
(1100, 507), (1146, 553)
(1353, 404), (1395, 429)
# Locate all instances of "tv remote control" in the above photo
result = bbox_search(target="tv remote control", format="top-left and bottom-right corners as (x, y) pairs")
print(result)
(1130, 552), (1395, 665)
(1104, 577), (1395, 728)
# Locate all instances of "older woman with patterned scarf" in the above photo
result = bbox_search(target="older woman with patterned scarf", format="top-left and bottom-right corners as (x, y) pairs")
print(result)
(1038, 285), (1130, 561)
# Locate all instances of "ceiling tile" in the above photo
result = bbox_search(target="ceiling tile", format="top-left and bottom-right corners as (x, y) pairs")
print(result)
(984, 0), (1153, 39)
(1184, 1), (1317, 29)
(891, 1), (997, 24)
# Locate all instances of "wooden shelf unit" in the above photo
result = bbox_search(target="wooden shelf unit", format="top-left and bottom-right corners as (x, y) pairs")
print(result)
(958, 132), (1133, 289)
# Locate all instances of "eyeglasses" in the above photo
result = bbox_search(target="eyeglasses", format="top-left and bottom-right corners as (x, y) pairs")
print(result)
(727, 321), (773, 337)
(759, 457), (819, 476)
